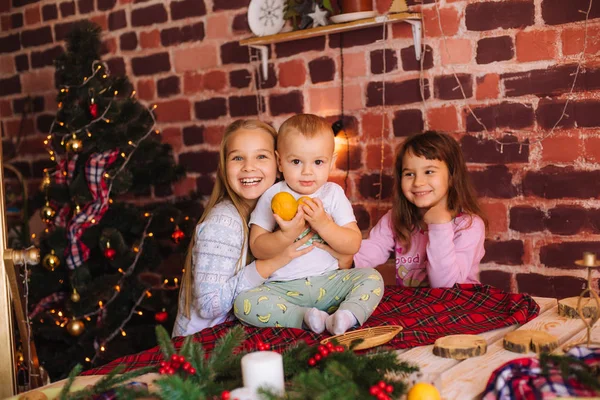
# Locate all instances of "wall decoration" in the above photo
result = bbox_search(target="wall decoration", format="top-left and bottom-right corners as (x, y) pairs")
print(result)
(248, 0), (286, 36)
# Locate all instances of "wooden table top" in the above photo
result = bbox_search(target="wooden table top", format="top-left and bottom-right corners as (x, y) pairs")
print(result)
(9, 296), (599, 400)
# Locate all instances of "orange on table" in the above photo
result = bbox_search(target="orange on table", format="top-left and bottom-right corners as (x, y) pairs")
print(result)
(406, 382), (441, 400)
(271, 192), (298, 221)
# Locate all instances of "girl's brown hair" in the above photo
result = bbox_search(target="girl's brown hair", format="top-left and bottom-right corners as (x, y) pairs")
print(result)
(179, 119), (277, 318)
(391, 131), (487, 251)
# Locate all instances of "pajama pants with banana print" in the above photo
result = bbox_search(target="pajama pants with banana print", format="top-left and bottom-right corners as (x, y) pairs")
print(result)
(233, 268), (384, 329)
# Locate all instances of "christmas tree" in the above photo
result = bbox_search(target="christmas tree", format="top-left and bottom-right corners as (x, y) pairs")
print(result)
(28, 21), (194, 381)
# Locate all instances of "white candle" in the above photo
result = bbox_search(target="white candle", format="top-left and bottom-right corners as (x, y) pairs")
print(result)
(229, 387), (258, 400)
(241, 351), (285, 397)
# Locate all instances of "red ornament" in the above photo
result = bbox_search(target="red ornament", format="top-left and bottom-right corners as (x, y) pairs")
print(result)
(221, 391), (231, 400)
(171, 228), (185, 244)
(155, 311), (168, 323)
(89, 103), (99, 119)
(104, 248), (116, 260)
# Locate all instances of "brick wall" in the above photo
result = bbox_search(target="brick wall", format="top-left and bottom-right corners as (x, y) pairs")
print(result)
(1, 0), (599, 298)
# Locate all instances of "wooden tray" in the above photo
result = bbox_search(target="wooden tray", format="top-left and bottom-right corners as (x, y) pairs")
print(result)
(320, 325), (403, 350)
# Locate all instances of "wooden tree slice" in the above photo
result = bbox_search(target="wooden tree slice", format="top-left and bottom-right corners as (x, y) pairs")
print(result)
(558, 296), (598, 319)
(432, 334), (487, 360)
(503, 330), (558, 354)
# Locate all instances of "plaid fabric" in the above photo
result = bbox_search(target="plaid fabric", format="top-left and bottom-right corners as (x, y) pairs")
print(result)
(82, 284), (539, 375)
(482, 346), (600, 399)
(65, 150), (119, 269)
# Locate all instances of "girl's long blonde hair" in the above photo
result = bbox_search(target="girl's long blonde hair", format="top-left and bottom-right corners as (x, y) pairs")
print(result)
(391, 131), (487, 252)
(180, 119), (277, 318)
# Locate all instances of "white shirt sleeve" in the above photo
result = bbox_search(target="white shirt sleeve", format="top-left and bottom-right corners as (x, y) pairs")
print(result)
(328, 183), (357, 227)
(191, 211), (266, 320)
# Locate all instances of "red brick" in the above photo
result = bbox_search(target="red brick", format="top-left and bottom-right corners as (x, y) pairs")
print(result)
(503, 64), (600, 98)
(361, 112), (386, 140)
(523, 166), (600, 199)
(90, 14), (107, 30)
(330, 26), (387, 49)
(367, 79), (430, 107)
(537, 100), (600, 130)
(21, 69), (52, 92)
(466, 1), (534, 31)
(203, 125), (225, 146)
(174, 45), (218, 72)
(132, 53), (170, 76)
(0, 100), (11, 117)
(270, 91), (304, 116)
(541, 0), (600, 26)
(461, 135), (529, 164)
(308, 87), (339, 115)
(426, 106), (458, 132)
(366, 143), (394, 170)
(0, 55), (14, 74)
(20, 136), (46, 155)
(205, 13), (229, 39)
(561, 25), (600, 56)
(1, 15), (10, 31)
(480, 270), (512, 293)
(102, 37), (117, 54)
(476, 36), (514, 64)
(436, 73), (472, 101)
(160, 127), (182, 151)
(545, 206), (587, 235)
(584, 137), (600, 163)
(392, 109), (423, 137)
(195, 98), (227, 120)
(140, 30), (161, 49)
(392, 22), (412, 39)
(482, 240), (524, 265)
(353, 204), (370, 231)
(6, 118), (35, 137)
(229, 95), (260, 117)
(155, 99), (191, 123)
(540, 241), (600, 269)
(279, 59), (305, 88)
(180, 150), (219, 173)
(476, 74), (500, 100)
(275, 37), (325, 59)
(335, 143), (362, 171)
(466, 102), (534, 133)
(541, 135), (582, 163)
(24, 6), (40, 25)
(344, 84), (363, 112)
(516, 273), (586, 299)
(516, 29), (558, 62)
(422, 6), (460, 37)
(440, 38), (472, 65)
(136, 79), (155, 101)
(174, 176), (196, 197)
(401, 44), (434, 71)
(183, 72), (202, 95)
(471, 165), (518, 199)
(203, 70), (226, 92)
(370, 49), (398, 74)
(358, 173), (393, 200)
(309, 56), (336, 83)
(509, 206), (545, 233)
(480, 202), (507, 236)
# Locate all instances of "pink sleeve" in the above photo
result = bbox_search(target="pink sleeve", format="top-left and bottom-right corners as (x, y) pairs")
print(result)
(426, 215), (485, 288)
(354, 211), (396, 268)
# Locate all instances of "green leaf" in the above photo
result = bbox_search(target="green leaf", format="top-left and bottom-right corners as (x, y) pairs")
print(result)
(155, 325), (176, 361)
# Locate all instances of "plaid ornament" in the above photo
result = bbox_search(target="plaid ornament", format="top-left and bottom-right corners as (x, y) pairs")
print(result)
(52, 157), (78, 228)
(483, 346), (600, 399)
(65, 150), (119, 269)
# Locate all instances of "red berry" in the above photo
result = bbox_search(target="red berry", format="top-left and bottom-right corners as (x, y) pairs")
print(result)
(170, 354), (178, 362)
(386, 385), (393, 393)
(321, 349), (330, 357)
(378, 381), (387, 389)
(308, 358), (316, 366)
(167, 368), (176, 375)
(325, 342), (334, 350)
(335, 346), (345, 352)
(263, 343), (271, 350)
(318, 345), (326, 353)
(158, 367), (166, 374)
(182, 362), (191, 371)
(369, 387), (379, 396)
(314, 354), (322, 361)
(376, 393), (387, 400)
(177, 355), (185, 363)
(188, 368), (196, 374)
(160, 361), (167, 368)
(171, 362), (181, 370)
(221, 390), (231, 400)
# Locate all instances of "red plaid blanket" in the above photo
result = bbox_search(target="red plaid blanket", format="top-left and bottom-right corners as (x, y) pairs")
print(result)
(83, 284), (539, 375)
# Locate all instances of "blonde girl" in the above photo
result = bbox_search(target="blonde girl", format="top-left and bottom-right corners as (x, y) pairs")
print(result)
(173, 120), (313, 337)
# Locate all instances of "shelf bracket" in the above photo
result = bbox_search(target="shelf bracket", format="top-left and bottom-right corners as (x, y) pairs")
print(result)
(404, 20), (422, 61)
(249, 45), (269, 80)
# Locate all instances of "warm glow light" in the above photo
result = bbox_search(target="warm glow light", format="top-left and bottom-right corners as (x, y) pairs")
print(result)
(50, 157), (55, 161)
(102, 74), (107, 79)
(121, 152), (126, 158)
(88, 132), (92, 137)
(115, 285), (121, 292)
(174, 278), (179, 284)
(85, 357), (91, 362)
(133, 247), (139, 253)
(164, 279), (168, 285)
(58, 122), (64, 126)
(91, 219), (96, 224)
(144, 212), (150, 217)
(109, 199), (113, 204)
(152, 104), (157, 110)
(114, 90), (118, 95)
(104, 173), (110, 178)
(99, 301), (103, 308)
(148, 232), (153, 237)
(170, 218), (174, 222)
(100, 346), (105, 352)
(155, 130), (160, 134)
(137, 311), (143, 316)
(146, 291), (152, 298)
(121, 330), (126, 337)
(128, 141), (133, 145)
(185, 216), (189, 220)
(31, 234), (36, 239)
(57, 311), (63, 317)
(118, 268), (124, 274)
(43, 140), (48, 145)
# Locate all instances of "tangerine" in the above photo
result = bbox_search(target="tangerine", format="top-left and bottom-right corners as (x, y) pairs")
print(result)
(406, 382), (441, 400)
(271, 192), (298, 221)
(297, 196), (313, 208)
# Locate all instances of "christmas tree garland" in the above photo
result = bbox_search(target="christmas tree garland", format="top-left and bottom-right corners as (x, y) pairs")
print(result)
(55, 325), (419, 399)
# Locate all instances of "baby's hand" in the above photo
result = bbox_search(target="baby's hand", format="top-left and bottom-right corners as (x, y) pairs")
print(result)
(301, 198), (331, 233)
(274, 207), (307, 241)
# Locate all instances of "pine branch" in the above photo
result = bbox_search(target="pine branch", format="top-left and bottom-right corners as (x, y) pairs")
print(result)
(207, 325), (246, 376)
(155, 324), (176, 361)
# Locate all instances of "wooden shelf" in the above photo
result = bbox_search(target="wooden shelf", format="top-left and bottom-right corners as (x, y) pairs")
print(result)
(240, 12), (421, 46)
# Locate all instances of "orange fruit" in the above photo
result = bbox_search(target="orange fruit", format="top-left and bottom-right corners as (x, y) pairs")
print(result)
(297, 196), (313, 208)
(271, 192), (298, 221)
(406, 382), (441, 400)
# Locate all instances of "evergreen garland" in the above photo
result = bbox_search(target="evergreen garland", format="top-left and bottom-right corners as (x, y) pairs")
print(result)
(55, 325), (418, 400)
